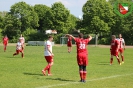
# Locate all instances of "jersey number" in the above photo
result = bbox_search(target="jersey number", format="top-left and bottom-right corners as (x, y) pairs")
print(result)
(79, 44), (85, 49)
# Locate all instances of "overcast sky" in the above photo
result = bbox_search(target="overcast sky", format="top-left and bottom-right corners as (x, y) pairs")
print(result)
(0, 0), (87, 17)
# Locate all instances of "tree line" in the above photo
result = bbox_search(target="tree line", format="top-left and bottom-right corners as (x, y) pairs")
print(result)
(0, 0), (133, 45)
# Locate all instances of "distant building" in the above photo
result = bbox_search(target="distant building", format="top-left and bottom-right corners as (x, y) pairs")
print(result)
(45, 30), (57, 34)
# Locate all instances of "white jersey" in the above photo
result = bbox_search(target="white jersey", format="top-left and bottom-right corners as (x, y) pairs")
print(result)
(117, 38), (125, 48)
(44, 40), (52, 56)
(16, 42), (22, 50)
(19, 37), (25, 44)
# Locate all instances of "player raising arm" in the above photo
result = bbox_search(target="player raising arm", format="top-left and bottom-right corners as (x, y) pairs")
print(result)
(66, 33), (92, 83)
(110, 35), (121, 65)
(42, 35), (54, 76)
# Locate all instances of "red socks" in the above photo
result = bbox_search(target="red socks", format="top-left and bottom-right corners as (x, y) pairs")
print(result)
(83, 71), (87, 80)
(79, 70), (87, 80)
(79, 70), (83, 80)
(44, 64), (51, 74)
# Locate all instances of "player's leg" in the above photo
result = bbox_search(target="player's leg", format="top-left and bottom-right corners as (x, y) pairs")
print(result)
(69, 46), (72, 52)
(79, 65), (83, 82)
(115, 51), (121, 65)
(82, 56), (88, 83)
(110, 53), (114, 65)
(42, 56), (53, 76)
(21, 50), (24, 58)
(115, 55), (121, 65)
(13, 50), (19, 56)
(77, 55), (84, 82)
(47, 61), (53, 76)
(120, 49), (124, 63)
(68, 46), (70, 53)
(4, 44), (7, 52)
(83, 66), (87, 82)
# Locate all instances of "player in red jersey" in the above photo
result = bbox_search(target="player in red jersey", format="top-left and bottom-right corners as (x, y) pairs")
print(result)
(19, 34), (25, 51)
(110, 35), (121, 65)
(3, 35), (9, 52)
(66, 33), (92, 83)
(13, 39), (24, 58)
(117, 34), (125, 64)
(67, 36), (72, 53)
(42, 35), (54, 76)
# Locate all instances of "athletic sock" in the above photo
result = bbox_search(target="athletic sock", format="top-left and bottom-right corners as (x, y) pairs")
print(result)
(79, 70), (83, 80)
(110, 58), (113, 64)
(48, 64), (52, 74)
(117, 57), (121, 64)
(44, 64), (51, 71)
(121, 55), (124, 62)
(83, 71), (87, 81)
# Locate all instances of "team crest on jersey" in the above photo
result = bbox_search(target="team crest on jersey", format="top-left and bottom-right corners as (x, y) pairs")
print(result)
(114, 0), (133, 17)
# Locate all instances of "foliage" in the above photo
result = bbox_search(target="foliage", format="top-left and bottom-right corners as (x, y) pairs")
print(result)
(34, 4), (51, 31)
(0, 1), (133, 44)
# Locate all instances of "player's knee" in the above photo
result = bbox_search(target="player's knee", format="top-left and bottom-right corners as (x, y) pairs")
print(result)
(50, 62), (53, 65)
(83, 66), (86, 71)
(79, 65), (83, 70)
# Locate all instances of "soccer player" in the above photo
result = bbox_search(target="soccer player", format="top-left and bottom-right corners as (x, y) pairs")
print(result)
(117, 34), (125, 64)
(13, 39), (24, 58)
(19, 34), (25, 51)
(3, 35), (9, 52)
(110, 35), (121, 65)
(66, 33), (92, 83)
(42, 35), (54, 76)
(67, 36), (72, 53)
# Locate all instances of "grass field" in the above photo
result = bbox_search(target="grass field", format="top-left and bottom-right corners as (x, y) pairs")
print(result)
(0, 45), (133, 88)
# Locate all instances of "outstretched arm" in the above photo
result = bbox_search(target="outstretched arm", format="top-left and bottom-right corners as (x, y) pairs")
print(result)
(66, 34), (75, 40)
(87, 35), (92, 41)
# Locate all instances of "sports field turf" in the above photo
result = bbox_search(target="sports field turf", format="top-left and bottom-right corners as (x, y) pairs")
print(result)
(0, 45), (133, 88)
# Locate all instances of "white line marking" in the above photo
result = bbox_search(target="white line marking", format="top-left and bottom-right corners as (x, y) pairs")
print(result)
(36, 73), (133, 88)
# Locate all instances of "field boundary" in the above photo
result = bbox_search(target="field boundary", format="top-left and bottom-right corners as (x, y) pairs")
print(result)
(36, 73), (133, 88)
(0, 43), (133, 48)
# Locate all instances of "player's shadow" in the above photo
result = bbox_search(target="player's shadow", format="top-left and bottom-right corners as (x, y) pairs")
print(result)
(46, 78), (75, 82)
(23, 72), (43, 76)
(98, 62), (109, 65)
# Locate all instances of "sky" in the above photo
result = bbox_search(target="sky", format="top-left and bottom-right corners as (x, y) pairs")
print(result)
(0, 0), (88, 17)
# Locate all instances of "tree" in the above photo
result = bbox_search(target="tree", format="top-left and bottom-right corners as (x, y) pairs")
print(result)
(3, 13), (21, 42)
(46, 2), (70, 33)
(34, 4), (51, 31)
(82, 0), (115, 34)
(10, 1), (39, 32)
(2, 1), (39, 42)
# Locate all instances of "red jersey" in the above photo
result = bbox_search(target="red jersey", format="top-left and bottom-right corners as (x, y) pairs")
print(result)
(67, 37), (72, 44)
(111, 39), (119, 51)
(3, 37), (8, 44)
(74, 38), (90, 54)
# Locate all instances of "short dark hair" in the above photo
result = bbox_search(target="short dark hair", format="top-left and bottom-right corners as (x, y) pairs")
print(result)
(78, 33), (83, 38)
(112, 35), (116, 38)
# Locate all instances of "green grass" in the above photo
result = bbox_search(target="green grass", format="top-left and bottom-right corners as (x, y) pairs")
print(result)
(0, 45), (133, 88)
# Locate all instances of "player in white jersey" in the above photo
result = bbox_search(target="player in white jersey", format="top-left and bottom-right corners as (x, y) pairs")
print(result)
(19, 34), (25, 50)
(42, 35), (54, 76)
(117, 34), (125, 63)
(13, 39), (24, 58)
